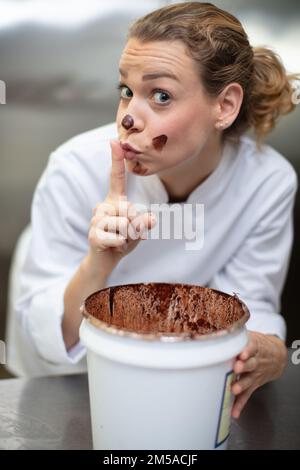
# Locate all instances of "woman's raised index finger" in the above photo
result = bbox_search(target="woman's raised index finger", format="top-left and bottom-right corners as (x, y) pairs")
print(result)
(109, 140), (126, 197)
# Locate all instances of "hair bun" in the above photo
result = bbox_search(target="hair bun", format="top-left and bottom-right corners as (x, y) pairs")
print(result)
(249, 46), (299, 143)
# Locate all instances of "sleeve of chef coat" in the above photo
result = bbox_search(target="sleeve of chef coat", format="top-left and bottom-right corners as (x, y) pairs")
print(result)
(208, 166), (298, 341)
(15, 147), (91, 364)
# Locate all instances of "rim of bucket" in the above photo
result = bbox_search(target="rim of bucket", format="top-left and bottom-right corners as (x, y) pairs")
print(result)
(81, 282), (250, 342)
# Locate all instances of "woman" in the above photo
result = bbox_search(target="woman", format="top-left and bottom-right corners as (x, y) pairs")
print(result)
(16, 2), (298, 418)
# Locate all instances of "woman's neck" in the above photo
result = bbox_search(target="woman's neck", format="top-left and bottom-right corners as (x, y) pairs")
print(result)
(157, 136), (224, 203)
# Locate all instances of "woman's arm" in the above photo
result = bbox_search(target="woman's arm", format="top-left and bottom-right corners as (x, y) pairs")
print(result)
(62, 251), (112, 350)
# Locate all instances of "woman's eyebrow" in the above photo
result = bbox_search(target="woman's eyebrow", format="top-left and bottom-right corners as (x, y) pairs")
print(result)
(119, 68), (179, 82)
(142, 72), (179, 82)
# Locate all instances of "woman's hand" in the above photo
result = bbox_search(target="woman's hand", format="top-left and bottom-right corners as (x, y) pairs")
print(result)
(87, 139), (156, 273)
(231, 331), (288, 419)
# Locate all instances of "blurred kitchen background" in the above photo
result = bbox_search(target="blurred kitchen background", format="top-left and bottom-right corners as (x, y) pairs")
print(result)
(0, 0), (299, 378)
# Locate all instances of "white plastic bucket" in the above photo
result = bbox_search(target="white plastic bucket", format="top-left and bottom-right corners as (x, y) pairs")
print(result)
(80, 282), (249, 450)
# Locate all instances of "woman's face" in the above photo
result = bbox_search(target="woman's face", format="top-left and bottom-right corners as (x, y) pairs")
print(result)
(116, 38), (218, 176)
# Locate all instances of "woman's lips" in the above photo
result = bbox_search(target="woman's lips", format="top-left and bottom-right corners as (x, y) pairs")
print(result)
(123, 150), (141, 161)
(120, 142), (142, 154)
(120, 142), (143, 161)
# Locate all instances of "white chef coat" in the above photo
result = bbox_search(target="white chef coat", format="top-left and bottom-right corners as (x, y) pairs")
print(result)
(14, 122), (298, 376)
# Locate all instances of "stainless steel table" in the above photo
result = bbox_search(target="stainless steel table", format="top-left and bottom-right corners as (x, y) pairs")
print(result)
(0, 351), (299, 450)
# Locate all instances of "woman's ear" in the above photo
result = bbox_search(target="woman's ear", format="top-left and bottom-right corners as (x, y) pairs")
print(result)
(215, 83), (244, 130)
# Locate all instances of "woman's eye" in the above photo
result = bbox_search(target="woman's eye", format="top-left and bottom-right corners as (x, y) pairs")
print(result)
(117, 83), (170, 105)
(153, 90), (171, 104)
(119, 85), (132, 99)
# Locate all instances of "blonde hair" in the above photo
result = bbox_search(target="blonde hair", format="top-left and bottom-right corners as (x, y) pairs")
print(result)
(128, 2), (299, 144)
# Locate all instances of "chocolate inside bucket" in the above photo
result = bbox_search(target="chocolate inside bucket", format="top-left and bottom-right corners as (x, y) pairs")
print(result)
(83, 283), (249, 339)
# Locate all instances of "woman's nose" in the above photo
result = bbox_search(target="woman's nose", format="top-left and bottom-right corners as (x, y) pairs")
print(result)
(121, 109), (144, 133)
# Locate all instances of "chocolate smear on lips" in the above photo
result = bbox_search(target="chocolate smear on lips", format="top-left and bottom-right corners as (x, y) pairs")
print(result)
(152, 134), (168, 151)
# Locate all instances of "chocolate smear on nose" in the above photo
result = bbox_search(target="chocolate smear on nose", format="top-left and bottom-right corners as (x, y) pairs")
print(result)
(152, 134), (168, 151)
(121, 114), (134, 130)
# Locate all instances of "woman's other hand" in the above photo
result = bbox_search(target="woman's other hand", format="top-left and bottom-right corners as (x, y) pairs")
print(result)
(231, 331), (288, 419)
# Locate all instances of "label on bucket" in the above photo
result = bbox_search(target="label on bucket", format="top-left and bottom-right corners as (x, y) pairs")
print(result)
(215, 370), (234, 448)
